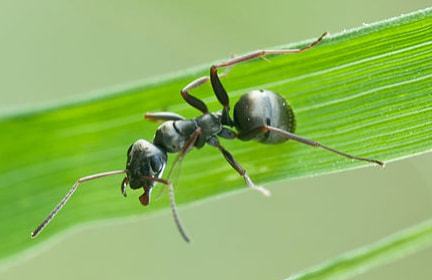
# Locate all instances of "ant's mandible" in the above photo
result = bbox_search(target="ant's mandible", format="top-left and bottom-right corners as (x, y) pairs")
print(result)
(31, 32), (384, 242)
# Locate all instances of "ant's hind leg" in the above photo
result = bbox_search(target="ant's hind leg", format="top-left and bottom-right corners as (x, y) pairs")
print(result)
(209, 32), (328, 127)
(181, 76), (210, 114)
(209, 66), (233, 126)
(180, 69), (232, 115)
(208, 137), (271, 197)
(145, 112), (185, 122)
(243, 125), (384, 167)
(212, 32), (328, 70)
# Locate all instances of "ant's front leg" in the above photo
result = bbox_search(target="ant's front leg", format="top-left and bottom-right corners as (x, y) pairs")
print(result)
(144, 112), (185, 122)
(218, 127), (237, 139)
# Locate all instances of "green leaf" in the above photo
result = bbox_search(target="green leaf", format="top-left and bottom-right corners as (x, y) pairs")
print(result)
(0, 7), (431, 264)
(286, 219), (432, 280)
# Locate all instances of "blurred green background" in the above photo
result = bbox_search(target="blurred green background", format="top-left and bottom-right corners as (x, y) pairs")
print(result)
(0, 0), (431, 279)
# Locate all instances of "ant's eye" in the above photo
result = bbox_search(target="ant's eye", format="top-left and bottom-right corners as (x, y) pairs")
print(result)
(149, 156), (163, 173)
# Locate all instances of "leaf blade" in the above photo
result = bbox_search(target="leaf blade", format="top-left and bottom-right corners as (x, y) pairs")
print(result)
(0, 8), (431, 263)
(286, 220), (432, 280)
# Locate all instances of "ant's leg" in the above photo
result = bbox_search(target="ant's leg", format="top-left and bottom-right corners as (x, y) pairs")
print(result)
(213, 32), (328, 69)
(218, 127), (237, 139)
(31, 170), (126, 238)
(141, 176), (190, 243)
(209, 32), (328, 126)
(180, 69), (232, 114)
(180, 76), (210, 114)
(209, 67), (233, 125)
(239, 125), (384, 167)
(145, 112), (185, 122)
(208, 137), (271, 197)
(167, 127), (202, 178)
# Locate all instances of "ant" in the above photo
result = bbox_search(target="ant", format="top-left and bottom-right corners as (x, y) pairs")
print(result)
(31, 32), (384, 242)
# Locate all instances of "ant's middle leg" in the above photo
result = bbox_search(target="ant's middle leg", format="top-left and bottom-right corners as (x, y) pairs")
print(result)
(207, 137), (271, 197)
(218, 127), (237, 139)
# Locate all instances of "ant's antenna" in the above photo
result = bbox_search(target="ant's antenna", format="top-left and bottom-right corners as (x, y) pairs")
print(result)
(143, 176), (190, 242)
(167, 181), (190, 242)
(31, 170), (126, 238)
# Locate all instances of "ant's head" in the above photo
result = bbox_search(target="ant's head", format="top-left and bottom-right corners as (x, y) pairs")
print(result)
(126, 139), (167, 205)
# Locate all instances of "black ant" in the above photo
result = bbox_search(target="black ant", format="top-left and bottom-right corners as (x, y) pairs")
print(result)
(31, 32), (384, 242)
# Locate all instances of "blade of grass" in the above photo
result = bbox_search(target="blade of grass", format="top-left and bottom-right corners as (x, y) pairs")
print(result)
(286, 219), (432, 280)
(0, 8), (431, 263)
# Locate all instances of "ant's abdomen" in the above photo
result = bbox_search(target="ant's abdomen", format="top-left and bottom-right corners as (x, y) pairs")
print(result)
(233, 89), (296, 144)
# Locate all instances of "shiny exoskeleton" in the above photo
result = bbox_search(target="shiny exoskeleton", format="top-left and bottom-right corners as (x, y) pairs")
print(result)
(234, 89), (296, 143)
(31, 32), (383, 242)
